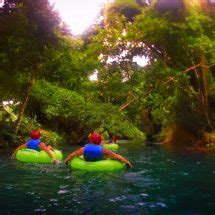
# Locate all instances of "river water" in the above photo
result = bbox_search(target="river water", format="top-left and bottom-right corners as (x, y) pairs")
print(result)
(0, 143), (215, 214)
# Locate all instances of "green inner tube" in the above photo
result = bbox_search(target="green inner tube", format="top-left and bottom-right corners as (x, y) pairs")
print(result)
(69, 156), (126, 171)
(16, 148), (63, 163)
(103, 143), (119, 151)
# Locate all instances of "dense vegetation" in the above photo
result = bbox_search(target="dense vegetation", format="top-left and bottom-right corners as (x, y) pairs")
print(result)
(0, 0), (214, 149)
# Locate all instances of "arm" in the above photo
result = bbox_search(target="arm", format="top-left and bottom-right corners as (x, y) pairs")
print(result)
(11, 144), (26, 159)
(46, 145), (54, 151)
(64, 147), (84, 164)
(39, 142), (55, 160)
(103, 148), (133, 168)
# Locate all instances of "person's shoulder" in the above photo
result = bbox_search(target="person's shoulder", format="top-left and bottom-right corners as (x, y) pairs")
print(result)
(79, 147), (85, 152)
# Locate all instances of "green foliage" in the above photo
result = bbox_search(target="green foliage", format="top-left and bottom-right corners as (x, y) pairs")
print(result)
(40, 129), (63, 147)
(1, 0), (215, 146)
(31, 80), (145, 141)
(41, 36), (96, 90)
(0, 0), (61, 102)
(90, 2), (215, 143)
(0, 104), (40, 146)
(0, 103), (63, 146)
(104, 0), (141, 26)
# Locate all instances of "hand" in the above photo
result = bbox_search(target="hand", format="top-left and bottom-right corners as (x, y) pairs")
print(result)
(52, 159), (60, 164)
(126, 162), (133, 169)
(11, 154), (16, 160)
(64, 159), (69, 165)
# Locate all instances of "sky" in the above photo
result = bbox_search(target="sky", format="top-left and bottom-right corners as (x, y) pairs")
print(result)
(49, 0), (109, 35)
(0, 0), (4, 7)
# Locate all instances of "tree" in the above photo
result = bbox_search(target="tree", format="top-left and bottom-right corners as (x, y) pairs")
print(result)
(87, 0), (215, 145)
(0, 0), (61, 134)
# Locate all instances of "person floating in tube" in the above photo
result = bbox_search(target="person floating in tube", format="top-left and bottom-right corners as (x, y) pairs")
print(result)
(11, 130), (59, 164)
(64, 132), (133, 168)
(108, 132), (117, 144)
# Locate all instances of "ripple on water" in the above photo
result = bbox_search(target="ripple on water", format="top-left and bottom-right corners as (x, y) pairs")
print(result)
(49, 198), (58, 202)
(57, 189), (69, 194)
(110, 195), (127, 202)
(140, 193), (149, 197)
(1, 144), (215, 214)
(148, 202), (167, 208)
(124, 172), (159, 189)
(34, 208), (47, 212)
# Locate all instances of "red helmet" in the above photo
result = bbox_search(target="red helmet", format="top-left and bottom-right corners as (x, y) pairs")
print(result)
(90, 132), (102, 144)
(30, 130), (41, 139)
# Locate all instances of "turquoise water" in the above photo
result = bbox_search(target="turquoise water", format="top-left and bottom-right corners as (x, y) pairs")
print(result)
(0, 143), (215, 214)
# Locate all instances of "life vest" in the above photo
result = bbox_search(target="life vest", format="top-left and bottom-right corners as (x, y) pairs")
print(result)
(84, 143), (103, 161)
(26, 138), (41, 151)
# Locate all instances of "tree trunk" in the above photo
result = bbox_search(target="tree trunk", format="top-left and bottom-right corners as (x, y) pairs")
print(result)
(15, 71), (35, 135)
(198, 56), (212, 129)
(140, 108), (155, 141)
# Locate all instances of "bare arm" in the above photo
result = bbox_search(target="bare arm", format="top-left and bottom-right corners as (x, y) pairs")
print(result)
(64, 147), (84, 164)
(103, 148), (133, 168)
(46, 145), (54, 151)
(11, 144), (26, 159)
(39, 142), (54, 159)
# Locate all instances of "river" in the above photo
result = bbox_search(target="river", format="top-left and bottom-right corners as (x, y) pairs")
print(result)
(0, 143), (215, 214)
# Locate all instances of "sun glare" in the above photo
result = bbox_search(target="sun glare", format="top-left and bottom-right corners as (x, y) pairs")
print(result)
(89, 70), (98, 81)
(50, 0), (109, 35)
(49, 0), (148, 68)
